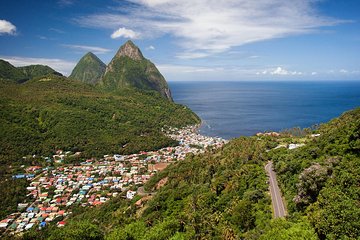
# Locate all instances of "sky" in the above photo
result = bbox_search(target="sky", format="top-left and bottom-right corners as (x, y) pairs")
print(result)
(0, 0), (359, 81)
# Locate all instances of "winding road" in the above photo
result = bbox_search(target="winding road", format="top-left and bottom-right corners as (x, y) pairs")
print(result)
(265, 161), (286, 218)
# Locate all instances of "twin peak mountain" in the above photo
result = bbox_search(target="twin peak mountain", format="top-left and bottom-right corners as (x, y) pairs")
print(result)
(69, 40), (172, 101)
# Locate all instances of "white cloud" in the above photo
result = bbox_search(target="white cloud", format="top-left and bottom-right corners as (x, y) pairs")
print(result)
(176, 52), (210, 59)
(61, 44), (111, 54)
(337, 69), (360, 74)
(0, 19), (17, 35)
(75, 0), (343, 57)
(157, 64), (229, 81)
(257, 67), (303, 76)
(158, 63), (360, 81)
(158, 64), (219, 73)
(146, 45), (155, 50)
(271, 67), (290, 75)
(111, 27), (139, 39)
(273, 67), (302, 75)
(324, 69), (360, 75)
(1, 56), (76, 76)
(158, 63), (271, 81)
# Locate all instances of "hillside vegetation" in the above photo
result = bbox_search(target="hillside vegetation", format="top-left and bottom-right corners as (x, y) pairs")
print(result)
(270, 108), (360, 239)
(19, 107), (360, 240)
(22, 136), (274, 240)
(69, 52), (106, 85)
(0, 75), (199, 170)
(101, 40), (172, 101)
(0, 60), (61, 83)
(18, 65), (62, 80)
(0, 40), (198, 220)
(0, 74), (199, 219)
(0, 60), (27, 82)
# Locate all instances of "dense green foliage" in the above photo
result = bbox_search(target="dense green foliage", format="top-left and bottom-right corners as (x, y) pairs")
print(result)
(0, 75), (198, 167)
(0, 75), (199, 219)
(0, 178), (29, 219)
(0, 59), (27, 82)
(0, 60), (61, 83)
(18, 65), (62, 80)
(259, 218), (317, 240)
(22, 137), (273, 239)
(69, 52), (106, 85)
(1, 51), (358, 239)
(270, 108), (360, 239)
(101, 41), (172, 100)
(23, 136), (318, 240)
(19, 108), (360, 240)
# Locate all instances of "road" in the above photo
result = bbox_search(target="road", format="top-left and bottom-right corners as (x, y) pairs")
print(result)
(265, 161), (286, 218)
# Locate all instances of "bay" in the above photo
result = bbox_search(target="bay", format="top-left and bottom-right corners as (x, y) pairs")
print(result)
(169, 81), (360, 139)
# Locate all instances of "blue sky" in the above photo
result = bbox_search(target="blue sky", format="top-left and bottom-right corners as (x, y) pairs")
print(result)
(0, 0), (359, 81)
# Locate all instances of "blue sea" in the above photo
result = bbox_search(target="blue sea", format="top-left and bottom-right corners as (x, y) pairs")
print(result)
(169, 81), (360, 139)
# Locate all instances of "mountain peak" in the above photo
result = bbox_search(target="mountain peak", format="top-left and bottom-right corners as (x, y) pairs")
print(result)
(84, 51), (96, 58)
(69, 52), (106, 85)
(82, 52), (102, 62)
(101, 41), (173, 101)
(115, 40), (144, 61)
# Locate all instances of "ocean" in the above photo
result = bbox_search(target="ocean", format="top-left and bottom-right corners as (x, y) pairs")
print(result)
(169, 81), (360, 139)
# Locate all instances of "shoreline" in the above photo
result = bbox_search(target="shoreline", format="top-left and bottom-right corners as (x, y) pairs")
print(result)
(1, 125), (227, 235)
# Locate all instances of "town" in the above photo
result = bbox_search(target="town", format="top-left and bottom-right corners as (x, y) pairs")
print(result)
(0, 125), (227, 236)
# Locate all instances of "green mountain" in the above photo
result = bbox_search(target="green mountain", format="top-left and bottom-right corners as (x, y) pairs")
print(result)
(69, 52), (106, 85)
(22, 107), (360, 240)
(0, 74), (199, 167)
(0, 59), (61, 83)
(18, 64), (62, 80)
(0, 59), (27, 83)
(0, 74), (199, 219)
(101, 40), (173, 101)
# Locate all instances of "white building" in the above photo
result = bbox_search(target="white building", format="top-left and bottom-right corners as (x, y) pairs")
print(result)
(126, 190), (136, 199)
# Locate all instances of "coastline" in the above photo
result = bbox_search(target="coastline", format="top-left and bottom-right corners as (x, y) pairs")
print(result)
(1, 125), (227, 235)
(170, 81), (360, 139)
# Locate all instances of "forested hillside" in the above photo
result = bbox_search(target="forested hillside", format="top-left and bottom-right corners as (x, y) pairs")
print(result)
(69, 52), (106, 85)
(0, 60), (61, 83)
(270, 108), (360, 239)
(0, 60), (27, 82)
(0, 74), (199, 219)
(101, 41), (173, 101)
(0, 75), (199, 170)
(19, 108), (360, 240)
(22, 136), (274, 240)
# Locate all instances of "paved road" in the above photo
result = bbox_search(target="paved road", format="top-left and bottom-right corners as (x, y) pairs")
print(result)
(265, 161), (286, 218)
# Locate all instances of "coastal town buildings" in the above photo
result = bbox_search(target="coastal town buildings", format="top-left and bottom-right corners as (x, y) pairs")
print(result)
(1, 126), (227, 235)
